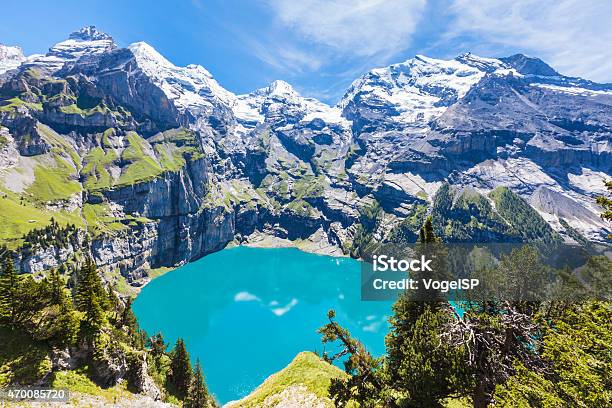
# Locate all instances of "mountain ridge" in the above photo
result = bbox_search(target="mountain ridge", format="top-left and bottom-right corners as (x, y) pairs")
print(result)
(0, 25), (610, 286)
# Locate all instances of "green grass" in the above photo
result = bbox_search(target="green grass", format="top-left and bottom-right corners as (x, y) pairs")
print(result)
(122, 132), (151, 162)
(147, 266), (175, 280)
(0, 191), (84, 247)
(0, 196), (50, 243)
(101, 128), (116, 148)
(18, 127), (82, 203)
(117, 132), (164, 186)
(26, 160), (81, 202)
(286, 199), (316, 217)
(51, 369), (134, 402)
(82, 203), (128, 236)
(0, 325), (51, 387)
(292, 175), (326, 200)
(118, 157), (163, 186)
(59, 103), (110, 116)
(37, 124), (81, 170)
(0, 97), (42, 112)
(82, 147), (119, 191)
(154, 143), (186, 172)
(111, 274), (138, 297)
(229, 352), (348, 407)
(84, 129), (203, 190)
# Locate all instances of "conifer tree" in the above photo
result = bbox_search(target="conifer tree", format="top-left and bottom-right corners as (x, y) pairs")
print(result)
(385, 217), (470, 406)
(74, 258), (107, 340)
(319, 310), (384, 406)
(170, 338), (193, 398)
(185, 359), (211, 408)
(48, 268), (66, 305)
(119, 297), (144, 347)
(150, 332), (166, 359)
(0, 257), (19, 326)
(120, 298), (137, 330)
(107, 285), (120, 311)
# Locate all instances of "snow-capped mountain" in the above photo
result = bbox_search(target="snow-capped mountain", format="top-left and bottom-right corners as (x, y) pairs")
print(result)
(341, 54), (484, 128)
(235, 80), (348, 130)
(22, 26), (116, 74)
(0, 44), (26, 75)
(128, 41), (235, 116)
(339, 53), (521, 133)
(0, 26), (610, 279)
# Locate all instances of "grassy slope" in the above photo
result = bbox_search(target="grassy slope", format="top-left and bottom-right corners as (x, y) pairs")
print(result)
(51, 369), (135, 403)
(488, 186), (558, 241)
(227, 351), (470, 408)
(0, 191), (84, 247)
(0, 97), (43, 112)
(81, 129), (199, 191)
(0, 122), (86, 245)
(27, 159), (81, 202)
(1, 127), (192, 244)
(227, 352), (348, 407)
(117, 132), (163, 186)
(82, 147), (118, 191)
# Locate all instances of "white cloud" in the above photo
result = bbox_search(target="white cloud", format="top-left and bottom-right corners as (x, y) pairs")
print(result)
(363, 321), (382, 333)
(266, 0), (427, 57)
(247, 37), (324, 72)
(234, 291), (260, 302)
(448, 0), (612, 82)
(271, 298), (298, 316)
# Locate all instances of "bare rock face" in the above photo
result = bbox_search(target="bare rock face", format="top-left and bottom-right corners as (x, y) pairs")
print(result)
(91, 347), (129, 387)
(128, 353), (163, 401)
(21, 245), (78, 273)
(92, 221), (159, 281)
(5, 116), (52, 156)
(50, 347), (87, 371)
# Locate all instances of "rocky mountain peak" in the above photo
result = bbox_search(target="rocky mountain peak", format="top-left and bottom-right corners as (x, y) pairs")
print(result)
(128, 41), (172, 67)
(454, 52), (507, 72)
(20, 25), (116, 74)
(68, 25), (113, 42)
(267, 80), (297, 96)
(500, 53), (559, 77)
(49, 27), (117, 56)
(127, 41), (235, 116)
(247, 80), (299, 101)
(338, 53), (501, 130)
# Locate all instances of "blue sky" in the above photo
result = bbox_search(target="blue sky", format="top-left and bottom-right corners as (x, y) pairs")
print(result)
(1, 0), (611, 104)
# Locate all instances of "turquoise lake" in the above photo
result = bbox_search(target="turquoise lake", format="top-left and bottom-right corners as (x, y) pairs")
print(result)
(133, 246), (392, 404)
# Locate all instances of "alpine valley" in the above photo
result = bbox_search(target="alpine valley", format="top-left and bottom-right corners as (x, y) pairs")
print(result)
(1, 25), (612, 408)
(1, 26), (610, 282)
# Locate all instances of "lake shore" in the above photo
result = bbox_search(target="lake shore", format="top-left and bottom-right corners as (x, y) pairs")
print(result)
(135, 231), (348, 293)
